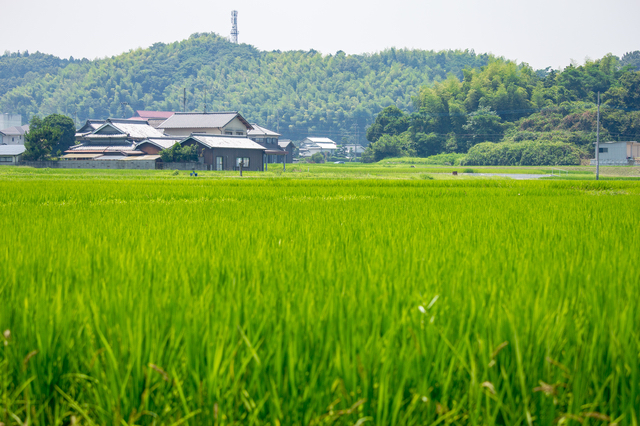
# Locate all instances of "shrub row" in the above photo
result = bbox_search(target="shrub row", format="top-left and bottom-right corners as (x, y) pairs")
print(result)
(462, 141), (581, 166)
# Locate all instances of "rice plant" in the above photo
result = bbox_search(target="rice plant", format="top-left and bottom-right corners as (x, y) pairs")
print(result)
(0, 175), (638, 425)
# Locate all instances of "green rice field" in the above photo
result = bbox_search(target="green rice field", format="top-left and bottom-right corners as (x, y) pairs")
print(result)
(1, 167), (639, 425)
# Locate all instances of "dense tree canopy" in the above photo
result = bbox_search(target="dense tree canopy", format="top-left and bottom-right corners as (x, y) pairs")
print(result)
(0, 33), (490, 144)
(23, 116), (62, 160)
(363, 54), (640, 162)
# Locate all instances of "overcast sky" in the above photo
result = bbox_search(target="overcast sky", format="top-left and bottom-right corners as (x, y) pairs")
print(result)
(2, 0), (638, 70)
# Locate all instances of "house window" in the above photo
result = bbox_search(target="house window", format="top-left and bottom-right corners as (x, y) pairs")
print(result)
(0, 157), (13, 162)
(236, 131), (243, 136)
(599, 147), (608, 153)
(236, 157), (249, 168)
(216, 156), (223, 171)
(225, 131), (233, 135)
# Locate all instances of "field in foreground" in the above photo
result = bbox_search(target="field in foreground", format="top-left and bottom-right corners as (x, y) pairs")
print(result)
(0, 173), (639, 425)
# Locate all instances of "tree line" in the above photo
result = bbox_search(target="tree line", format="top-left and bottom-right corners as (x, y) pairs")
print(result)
(363, 53), (640, 164)
(0, 33), (490, 144)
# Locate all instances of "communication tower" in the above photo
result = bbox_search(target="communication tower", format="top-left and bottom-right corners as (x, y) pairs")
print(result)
(230, 10), (239, 44)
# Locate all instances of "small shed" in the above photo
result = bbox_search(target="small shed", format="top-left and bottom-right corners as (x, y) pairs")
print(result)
(590, 141), (640, 165)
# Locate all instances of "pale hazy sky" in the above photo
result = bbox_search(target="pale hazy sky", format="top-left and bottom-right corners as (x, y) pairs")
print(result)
(1, 0), (638, 70)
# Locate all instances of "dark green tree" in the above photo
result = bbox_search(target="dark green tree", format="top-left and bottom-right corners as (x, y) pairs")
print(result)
(160, 143), (198, 162)
(620, 51), (640, 71)
(361, 133), (414, 162)
(461, 106), (503, 151)
(23, 116), (61, 160)
(310, 152), (325, 163)
(365, 105), (409, 143)
(43, 114), (76, 153)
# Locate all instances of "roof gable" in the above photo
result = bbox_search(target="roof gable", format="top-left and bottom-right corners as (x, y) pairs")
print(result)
(159, 112), (253, 130)
(248, 124), (281, 137)
(93, 123), (126, 136)
(183, 134), (266, 150)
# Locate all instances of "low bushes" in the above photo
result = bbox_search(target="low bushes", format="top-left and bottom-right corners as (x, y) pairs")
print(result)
(463, 141), (581, 166)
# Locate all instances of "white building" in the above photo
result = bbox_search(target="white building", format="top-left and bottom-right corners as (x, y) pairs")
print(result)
(300, 137), (338, 157)
(0, 114), (22, 130)
(590, 141), (640, 166)
(342, 144), (366, 158)
(0, 125), (29, 145)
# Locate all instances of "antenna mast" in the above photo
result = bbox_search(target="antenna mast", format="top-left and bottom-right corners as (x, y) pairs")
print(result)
(230, 10), (239, 44)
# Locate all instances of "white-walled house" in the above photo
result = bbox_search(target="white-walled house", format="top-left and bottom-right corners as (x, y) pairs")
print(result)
(0, 125), (29, 145)
(590, 141), (640, 165)
(300, 137), (338, 157)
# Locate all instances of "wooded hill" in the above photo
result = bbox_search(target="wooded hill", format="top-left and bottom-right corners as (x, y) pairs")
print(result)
(362, 53), (640, 164)
(0, 33), (492, 143)
(1, 33), (638, 156)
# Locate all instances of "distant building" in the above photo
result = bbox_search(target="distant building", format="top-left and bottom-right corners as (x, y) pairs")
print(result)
(158, 112), (252, 137)
(0, 125), (29, 145)
(342, 144), (366, 158)
(278, 139), (295, 163)
(75, 120), (107, 142)
(133, 111), (175, 128)
(300, 137), (338, 157)
(0, 114), (22, 130)
(64, 119), (164, 160)
(590, 141), (640, 166)
(248, 124), (290, 163)
(136, 137), (184, 155)
(0, 145), (26, 164)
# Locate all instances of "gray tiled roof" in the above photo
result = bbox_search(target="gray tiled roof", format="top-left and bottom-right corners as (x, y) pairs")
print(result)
(67, 143), (139, 152)
(0, 145), (26, 155)
(188, 135), (266, 150)
(0, 125), (29, 136)
(104, 120), (165, 139)
(248, 124), (281, 137)
(158, 112), (252, 130)
(137, 138), (182, 150)
(278, 140), (294, 148)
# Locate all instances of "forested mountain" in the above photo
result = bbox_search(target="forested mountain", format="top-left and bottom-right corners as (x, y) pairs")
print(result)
(0, 33), (491, 143)
(363, 54), (640, 163)
(0, 51), (75, 98)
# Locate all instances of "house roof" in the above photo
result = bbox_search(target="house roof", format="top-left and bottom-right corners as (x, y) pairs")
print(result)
(0, 145), (26, 155)
(89, 119), (165, 140)
(136, 137), (183, 150)
(135, 110), (174, 119)
(305, 137), (336, 144)
(66, 142), (139, 153)
(278, 140), (294, 148)
(158, 112), (253, 130)
(186, 134), (266, 151)
(248, 124), (281, 137)
(0, 125), (29, 136)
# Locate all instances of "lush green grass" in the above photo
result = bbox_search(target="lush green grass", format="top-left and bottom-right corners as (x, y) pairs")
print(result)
(0, 171), (639, 425)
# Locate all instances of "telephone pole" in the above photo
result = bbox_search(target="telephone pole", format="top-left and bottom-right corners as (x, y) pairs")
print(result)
(596, 92), (600, 181)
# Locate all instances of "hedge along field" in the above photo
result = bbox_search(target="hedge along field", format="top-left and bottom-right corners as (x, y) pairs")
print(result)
(0, 177), (639, 426)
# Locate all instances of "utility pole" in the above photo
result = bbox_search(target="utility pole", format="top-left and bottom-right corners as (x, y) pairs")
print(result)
(596, 92), (600, 181)
(120, 102), (128, 119)
(204, 88), (207, 113)
(183, 88), (186, 113)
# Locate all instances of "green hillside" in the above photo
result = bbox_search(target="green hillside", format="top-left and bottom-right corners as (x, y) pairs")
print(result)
(362, 54), (640, 164)
(0, 33), (490, 142)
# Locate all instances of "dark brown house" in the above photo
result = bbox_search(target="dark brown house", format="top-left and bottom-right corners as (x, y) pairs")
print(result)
(181, 134), (267, 171)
